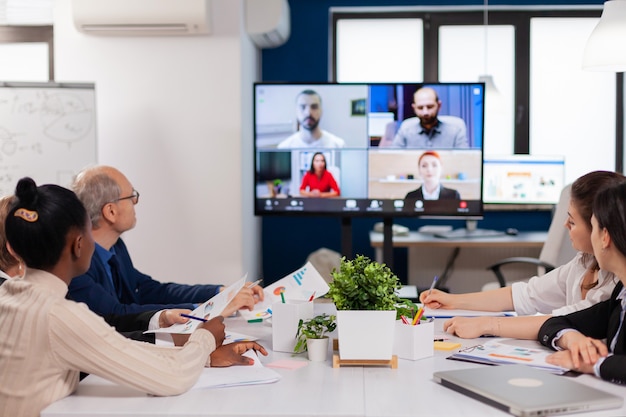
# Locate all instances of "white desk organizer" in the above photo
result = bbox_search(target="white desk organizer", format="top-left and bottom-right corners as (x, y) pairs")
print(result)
(271, 300), (314, 353)
(393, 318), (434, 361)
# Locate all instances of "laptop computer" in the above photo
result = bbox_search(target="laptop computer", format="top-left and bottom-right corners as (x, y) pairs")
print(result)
(433, 365), (623, 417)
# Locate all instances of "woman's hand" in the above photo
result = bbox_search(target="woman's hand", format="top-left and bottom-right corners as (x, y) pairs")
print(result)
(545, 350), (596, 374)
(210, 342), (268, 367)
(443, 316), (491, 338)
(557, 331), (608, 368)
(198, 316), (225, 346)
(419, 288), (457, 309)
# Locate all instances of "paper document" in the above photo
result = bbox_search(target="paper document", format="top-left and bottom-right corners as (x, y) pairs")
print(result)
(447, 338), (569, 375)
(239, 262), (329, 321)
(424, 307), (514, 318)
(223, 331), (258, 345)
(192, 350), (281, 389)
(145, 275), (247, 334)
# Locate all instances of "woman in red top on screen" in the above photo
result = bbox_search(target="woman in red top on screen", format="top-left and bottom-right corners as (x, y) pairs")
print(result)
(299, 152), (340, 198)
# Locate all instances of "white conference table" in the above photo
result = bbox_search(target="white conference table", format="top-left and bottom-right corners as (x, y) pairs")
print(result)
(43, 303), (626, 417)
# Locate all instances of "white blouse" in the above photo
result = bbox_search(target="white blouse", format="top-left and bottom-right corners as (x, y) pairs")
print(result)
(511, 252), (616, 316)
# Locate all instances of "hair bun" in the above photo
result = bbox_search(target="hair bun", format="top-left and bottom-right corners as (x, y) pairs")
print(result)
(14, 177), (39, 208)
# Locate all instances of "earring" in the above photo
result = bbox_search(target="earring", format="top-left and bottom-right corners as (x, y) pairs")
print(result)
(17, 261), (25, 278)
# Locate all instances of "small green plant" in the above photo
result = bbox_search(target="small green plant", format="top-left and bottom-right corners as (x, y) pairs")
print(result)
(294, 314), (337, 353)
(272, 179), (282, 194)
(326, 255), (416, 318)
(327, 255), (401, 311)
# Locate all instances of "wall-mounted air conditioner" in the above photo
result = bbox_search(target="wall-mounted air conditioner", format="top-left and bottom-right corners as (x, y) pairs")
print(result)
(245, 0), (290, 48)
(71, 0), (211, 36)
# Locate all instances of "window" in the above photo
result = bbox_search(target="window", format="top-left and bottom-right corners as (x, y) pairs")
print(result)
(0, 0), (54, 81)
(331, 7), (622, 183)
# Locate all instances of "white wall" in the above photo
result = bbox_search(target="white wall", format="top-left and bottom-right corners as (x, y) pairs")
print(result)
(54, 0), (261, 285)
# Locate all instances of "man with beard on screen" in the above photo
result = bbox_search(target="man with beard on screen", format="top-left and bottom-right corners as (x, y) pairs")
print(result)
(392, 86), (468, 149)
(277, 89), (346, 149)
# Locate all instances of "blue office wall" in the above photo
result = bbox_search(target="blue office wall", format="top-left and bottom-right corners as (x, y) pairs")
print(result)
(259, 0), (601, 284)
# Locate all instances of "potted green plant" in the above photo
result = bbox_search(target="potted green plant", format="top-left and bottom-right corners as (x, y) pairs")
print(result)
(327, 255), (414, 360)
(294, 314), (337, 361)
(272, 179), (282, 196)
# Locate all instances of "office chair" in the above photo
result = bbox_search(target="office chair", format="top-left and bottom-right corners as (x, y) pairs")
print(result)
(486, 183), (576, 288)
(306, 247), (341, 284)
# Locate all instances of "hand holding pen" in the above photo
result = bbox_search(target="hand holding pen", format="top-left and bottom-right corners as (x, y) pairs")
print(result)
(221, 279), (264, 317)
(247, 279), (265, 302)
(418, 276), (456, 310)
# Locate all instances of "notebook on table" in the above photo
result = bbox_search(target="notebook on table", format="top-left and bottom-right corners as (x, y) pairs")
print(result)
(433, 364), (623, 417)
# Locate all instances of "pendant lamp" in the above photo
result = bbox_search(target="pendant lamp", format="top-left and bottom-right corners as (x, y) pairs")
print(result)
(582, 0), (626, 72)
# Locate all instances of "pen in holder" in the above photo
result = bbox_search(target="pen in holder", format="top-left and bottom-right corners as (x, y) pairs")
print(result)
(271, 299), (314, 353)
(393, 317), (434, 361)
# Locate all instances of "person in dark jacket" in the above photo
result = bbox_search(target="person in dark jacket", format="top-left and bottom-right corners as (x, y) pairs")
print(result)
(67, 165), (263, 317)
(539, 181), (626, 385)
(405, 150), (460, 200)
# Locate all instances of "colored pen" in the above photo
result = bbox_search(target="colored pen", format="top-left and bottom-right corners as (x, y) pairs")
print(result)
(246, 279), (262, 288)
(401, 315), (411, 325)
(412, 307), (424, 325)
(280, 291), (285, 303)
(308, 291), (316, 302)
(428, 275), (439, 296)
(180, 313), (208, 322)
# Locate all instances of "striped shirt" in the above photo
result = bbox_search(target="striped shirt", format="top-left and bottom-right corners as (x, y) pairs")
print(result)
(0, 268), (216, 417)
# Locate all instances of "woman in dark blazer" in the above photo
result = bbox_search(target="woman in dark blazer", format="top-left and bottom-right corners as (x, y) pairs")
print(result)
(539, 181), (626, 385)
(405, 150), (460, 200)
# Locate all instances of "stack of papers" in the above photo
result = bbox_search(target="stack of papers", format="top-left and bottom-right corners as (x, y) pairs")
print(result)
(447, 338), (569, 375)
(193, 350), (281, 389)
(424, 308), (514, 318)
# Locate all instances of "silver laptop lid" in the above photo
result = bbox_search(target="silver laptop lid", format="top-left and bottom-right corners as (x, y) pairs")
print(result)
(433, 365), (623, 417)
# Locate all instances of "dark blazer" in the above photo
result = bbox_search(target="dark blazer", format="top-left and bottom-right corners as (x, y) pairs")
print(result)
(103, 310), (156, 343)
(539, 281), (626, 385)
(405, 186), (461, 200)
(68, 238), (221, 317)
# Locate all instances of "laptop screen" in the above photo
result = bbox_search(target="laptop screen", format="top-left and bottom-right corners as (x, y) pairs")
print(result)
(483, 155), (565, 205)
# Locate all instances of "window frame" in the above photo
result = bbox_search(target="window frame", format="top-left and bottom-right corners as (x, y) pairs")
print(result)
(0, 25), (54, 80)
(330, 7), (624, 172)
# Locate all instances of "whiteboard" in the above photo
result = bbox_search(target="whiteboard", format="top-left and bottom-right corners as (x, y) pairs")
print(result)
(0, 82), (97, 196)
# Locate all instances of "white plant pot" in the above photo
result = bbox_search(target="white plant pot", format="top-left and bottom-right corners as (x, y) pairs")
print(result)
(306, 337), (330, 362)
(336, 310), (396, 360)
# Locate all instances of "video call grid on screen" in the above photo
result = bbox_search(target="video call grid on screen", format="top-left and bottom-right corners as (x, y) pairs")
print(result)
(482, 155), (566, 205)
(253, 82), (485, 217)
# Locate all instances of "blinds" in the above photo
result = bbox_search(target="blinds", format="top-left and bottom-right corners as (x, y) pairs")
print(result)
(0, 0), (52, 25)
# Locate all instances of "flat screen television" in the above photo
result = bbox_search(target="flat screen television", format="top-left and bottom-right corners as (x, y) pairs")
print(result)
(254, 82), (485, 220)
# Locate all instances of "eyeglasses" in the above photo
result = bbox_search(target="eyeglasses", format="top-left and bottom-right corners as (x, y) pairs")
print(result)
(113, 189), (140, 205)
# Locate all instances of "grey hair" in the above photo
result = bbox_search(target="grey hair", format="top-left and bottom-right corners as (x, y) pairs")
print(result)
(72, 169), (121, 228)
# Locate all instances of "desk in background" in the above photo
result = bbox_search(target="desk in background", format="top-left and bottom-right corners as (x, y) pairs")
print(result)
(370, 231), (548, 294)
(43, 303), (625, 417)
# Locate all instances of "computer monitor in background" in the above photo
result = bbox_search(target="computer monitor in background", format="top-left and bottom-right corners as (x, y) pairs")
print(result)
(482, 155), (566, 207)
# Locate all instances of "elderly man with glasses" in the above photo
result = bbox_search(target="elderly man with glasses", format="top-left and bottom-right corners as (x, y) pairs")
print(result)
(67, 165), (263, 317)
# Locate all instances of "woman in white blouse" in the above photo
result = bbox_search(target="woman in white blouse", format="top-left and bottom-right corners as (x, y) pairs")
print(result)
(420, 170), (624, 339)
